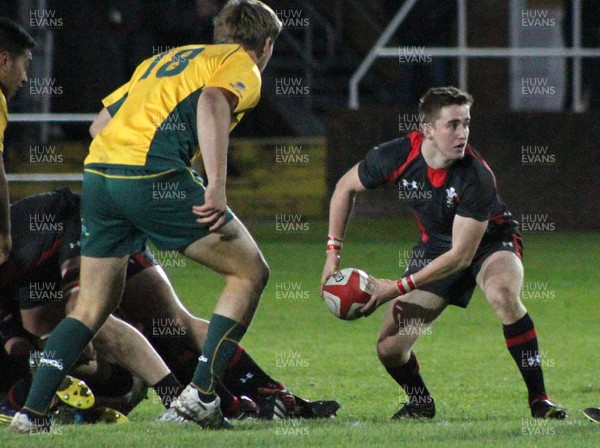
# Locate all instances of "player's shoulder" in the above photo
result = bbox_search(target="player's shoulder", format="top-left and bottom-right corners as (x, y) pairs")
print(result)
(198, 44), (261, 105)
(197, 44), (255, 67)
(11, 188), (79, 213)
(370, 135), (412, 156)
(459, 145), (496, 182)
(135, 44), (248, 71)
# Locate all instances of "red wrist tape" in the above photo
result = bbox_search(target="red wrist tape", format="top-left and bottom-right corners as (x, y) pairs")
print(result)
(396, 275), (416, 295)
(326, 236), (343, 251)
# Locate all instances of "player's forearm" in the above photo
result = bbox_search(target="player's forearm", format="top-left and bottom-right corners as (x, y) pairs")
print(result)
(411, 249), (471, 288)
(407, 216), (486, 292)
(328, 186), (356, 241)
(89, 108), (112, 139)
(197, 89), (231, 188)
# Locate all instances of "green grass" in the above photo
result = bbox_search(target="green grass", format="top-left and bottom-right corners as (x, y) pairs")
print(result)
(2, 219), (599, 447)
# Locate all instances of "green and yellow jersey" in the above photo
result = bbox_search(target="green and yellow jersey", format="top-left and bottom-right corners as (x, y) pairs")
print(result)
(85, 44), (261, 172)
(0, 90), (8, 153)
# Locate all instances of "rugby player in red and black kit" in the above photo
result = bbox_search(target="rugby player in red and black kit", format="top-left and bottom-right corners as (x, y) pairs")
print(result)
(321, 87), (566, 420)
(0, 189), (339, 422)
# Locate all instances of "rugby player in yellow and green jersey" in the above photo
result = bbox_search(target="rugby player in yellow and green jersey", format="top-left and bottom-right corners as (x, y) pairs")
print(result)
(13, 0), (283, 433)
(85, 43), (261, 171)
(0, 18), (35, 266)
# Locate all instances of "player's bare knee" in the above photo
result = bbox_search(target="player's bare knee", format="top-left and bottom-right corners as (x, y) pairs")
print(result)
(71, 294), (121, 332)
(376, 339), (394, 363)
(487, 285), (524, 320)
(256, 259), (270, 290)
(92, 328), (115, 356)
(377, 343), (411, 367)
(376, 334), (411, 365)
(487, 284), (516, 308)
(4, 337), (35, 358)
(246, 256), (270, 294)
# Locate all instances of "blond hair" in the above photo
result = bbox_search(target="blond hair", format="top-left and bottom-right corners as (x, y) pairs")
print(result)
(214, 0), (282, 55)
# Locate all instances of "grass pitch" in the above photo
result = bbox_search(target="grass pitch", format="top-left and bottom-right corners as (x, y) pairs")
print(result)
(1, 219), (598, 447)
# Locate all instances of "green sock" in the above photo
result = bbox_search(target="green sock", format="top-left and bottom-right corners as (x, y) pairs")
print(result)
(23, 317), (93, 415)
(192, 314), (246, 397)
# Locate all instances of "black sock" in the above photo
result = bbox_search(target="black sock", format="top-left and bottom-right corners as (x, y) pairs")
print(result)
(222, 345), (277, 396)
(82, 364), (134, 398)
(152, 373), (183, 408)
(221, 345), (277, 397)
(2, 354), (30, 392)
(384, 352), (433, 406)
(503, 313), (546, 403)
(215, 382), (235, 412)
(8, 375), (32, 410)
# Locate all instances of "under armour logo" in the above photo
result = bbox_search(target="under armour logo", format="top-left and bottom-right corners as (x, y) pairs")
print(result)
(401, 179), (419, 190)
(198, 355), (208, 363)
(502, 242), (514, 248)
(527, 355), (540, 367)
(240, 372), (254, 384)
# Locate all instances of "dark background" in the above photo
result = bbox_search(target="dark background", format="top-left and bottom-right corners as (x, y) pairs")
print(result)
(0, 1), (598, 228)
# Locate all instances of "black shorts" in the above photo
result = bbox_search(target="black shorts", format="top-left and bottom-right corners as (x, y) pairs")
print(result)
(404, 232), (523, 308)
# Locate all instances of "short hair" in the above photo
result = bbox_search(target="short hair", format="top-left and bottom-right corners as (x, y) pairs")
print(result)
(419, 86), (473, 124)
(0, 18), (36, 56)
(213, 0), (282, 54)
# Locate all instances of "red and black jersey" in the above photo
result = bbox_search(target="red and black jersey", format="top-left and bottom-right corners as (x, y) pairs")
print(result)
(0, 188), (81, 291)
(0, 189), (158, 314)
(358, 131), (518, 245)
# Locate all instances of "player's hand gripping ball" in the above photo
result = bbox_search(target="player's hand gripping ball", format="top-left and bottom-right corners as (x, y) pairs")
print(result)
(322, 268), (375, 320)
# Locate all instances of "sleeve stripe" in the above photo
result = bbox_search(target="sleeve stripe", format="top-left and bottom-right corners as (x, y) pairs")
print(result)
(382, 132), (422, 183)
(221, 45), (242, 64)
(106, 93), (128, 117)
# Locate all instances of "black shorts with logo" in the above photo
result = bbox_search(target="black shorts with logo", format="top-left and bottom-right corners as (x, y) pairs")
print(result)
(404, 230), (523, 308)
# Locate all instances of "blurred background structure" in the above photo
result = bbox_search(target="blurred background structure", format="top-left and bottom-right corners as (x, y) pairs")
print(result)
(0, 0), (598, 229)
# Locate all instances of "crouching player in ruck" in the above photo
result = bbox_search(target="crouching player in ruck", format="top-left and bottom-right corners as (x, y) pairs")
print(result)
(0, 188), (199, 422)
(321, 87), (566, 420)
(0, 189), (339, 424)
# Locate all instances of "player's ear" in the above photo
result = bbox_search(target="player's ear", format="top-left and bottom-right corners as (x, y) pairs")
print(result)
(256, 38), (273, 72)
(420, 121), (433, 138)
(262, 37), (273, 56)
(0, 51), (10, 71)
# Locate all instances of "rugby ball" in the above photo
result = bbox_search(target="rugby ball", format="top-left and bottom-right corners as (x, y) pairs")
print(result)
(322, 268), (374, 320)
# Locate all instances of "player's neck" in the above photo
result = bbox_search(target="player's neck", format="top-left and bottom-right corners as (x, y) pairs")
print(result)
(421, 140), (454, 169)
(244, 49), (259, 66)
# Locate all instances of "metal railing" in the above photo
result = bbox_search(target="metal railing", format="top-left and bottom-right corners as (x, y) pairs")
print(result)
(349, 0), (600, 111)
(7, 113), (93, 183)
